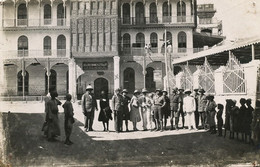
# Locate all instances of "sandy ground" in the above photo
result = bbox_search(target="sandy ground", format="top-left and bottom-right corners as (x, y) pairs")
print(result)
(0, 101), (259, 167)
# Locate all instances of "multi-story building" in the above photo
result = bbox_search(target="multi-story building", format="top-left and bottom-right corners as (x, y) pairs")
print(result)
(0, 0), (71, 97)
(1, 0), (219, 100)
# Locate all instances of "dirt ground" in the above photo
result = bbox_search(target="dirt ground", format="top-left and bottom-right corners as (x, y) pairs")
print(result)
(0, 101), (259, 167)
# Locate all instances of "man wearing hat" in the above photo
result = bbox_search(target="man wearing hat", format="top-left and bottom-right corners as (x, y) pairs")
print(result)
(193, 88), (200, 129)
(183, 89), (197, 130)
(169, 87), (178, 130)
(176, 88), (185, 130)
(138, 88), (149, 131)
(162, 90), (170, 130)
(111, 88), (124, 133)
(82, 84), (98, 132)
(121, 89), (131, 132)
(197, 88), (207, 129)
(153, 89), (166, 132)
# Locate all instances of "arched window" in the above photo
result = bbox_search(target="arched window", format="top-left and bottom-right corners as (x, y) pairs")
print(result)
(44, 36), (52, 56)
(178, 31), (187, 52)
(124, 68), (135, 93)
(150, 32), (158, 53)
(145, 67), (155, 92)
(135, 2), (145, 25)
(123, 33), (131, 54)
(161, 32), (172, 53)
(17, 70), (29, 95)
(44, 4), (52, 25)
(162, 2), (172, 23)
(177, 1), (186, 22)
(57, 3), (66, 26)
(18, 36), (28, 57)
(45, 69), (57, 93)
(57, 35), (66, 56)
(122, 3), (130, 24)
(17, 4), (27, 26)
(136, 33), (145, 48)
(149, 3), (157, 23)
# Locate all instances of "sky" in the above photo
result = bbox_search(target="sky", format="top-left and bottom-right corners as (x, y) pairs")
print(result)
(198, 0), (260, 40)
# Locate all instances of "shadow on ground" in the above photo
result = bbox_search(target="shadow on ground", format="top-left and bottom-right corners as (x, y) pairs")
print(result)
(2, 113), (260, 167)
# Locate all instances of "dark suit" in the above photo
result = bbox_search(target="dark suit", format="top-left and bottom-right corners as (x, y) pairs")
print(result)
(111, 93), (124, 132)
(82, 92), (97, 131)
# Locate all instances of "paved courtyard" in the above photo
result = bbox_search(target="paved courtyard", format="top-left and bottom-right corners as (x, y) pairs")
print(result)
(0, 101), (259, 166)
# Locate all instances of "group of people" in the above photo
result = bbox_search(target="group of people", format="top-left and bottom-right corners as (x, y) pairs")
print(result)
(42, 91), (75, 145)
(41, 84), (260, 148)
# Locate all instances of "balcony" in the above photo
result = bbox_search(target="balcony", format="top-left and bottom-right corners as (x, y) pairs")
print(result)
(1, 49), (70, 59)
(2, 18), (70, 28)
(120, 16), (194, 27)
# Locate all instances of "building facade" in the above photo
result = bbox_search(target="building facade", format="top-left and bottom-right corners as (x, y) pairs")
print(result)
(0, 0), (199, 100)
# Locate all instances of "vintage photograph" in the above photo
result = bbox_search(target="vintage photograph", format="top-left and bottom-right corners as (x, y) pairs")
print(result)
(0, 0), (260, 166)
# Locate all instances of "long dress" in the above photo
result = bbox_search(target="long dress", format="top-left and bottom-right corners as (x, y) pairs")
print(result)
(98, 97), (112, 122)
(206, 100), (217, 127)
(46, 99), (61, 138)
(122, 95), (130, 120)
(130, 96), (141, 122)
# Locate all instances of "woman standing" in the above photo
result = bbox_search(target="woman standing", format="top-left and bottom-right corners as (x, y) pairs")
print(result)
(46, 91), (61, 141)
(98, 91), (112, 132)
(130, 90), (141, 131)
(122, 89), (131, 132)
(206, 95), (217, 134)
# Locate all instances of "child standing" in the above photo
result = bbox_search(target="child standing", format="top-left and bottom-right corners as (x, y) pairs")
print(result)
(62, 94), (75, 145)
(217, 104), (224, 136)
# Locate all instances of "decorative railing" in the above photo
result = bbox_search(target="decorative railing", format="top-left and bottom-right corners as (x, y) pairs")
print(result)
(120, 16), (194, 25)
(198, 58), (215, 93)
(1, 49), (70, 59)
(222, 53), (246, 94)
(3, 18), (69, 28)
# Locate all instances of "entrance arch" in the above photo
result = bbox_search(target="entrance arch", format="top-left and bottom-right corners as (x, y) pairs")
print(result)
(124, 67), (135, 93)
(94, 78), (108, 99)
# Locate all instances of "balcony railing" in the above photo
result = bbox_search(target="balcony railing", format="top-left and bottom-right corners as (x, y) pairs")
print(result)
(3, 18), (69, 28)
(1, 49), (70, 59)
(120, 47), (206, 57)
(121, 16), (194, 25)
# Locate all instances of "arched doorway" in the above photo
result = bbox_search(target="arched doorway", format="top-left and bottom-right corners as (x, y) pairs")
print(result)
(17, 70), (29, 95)
(124, 68), (135, 93)
(145, 67), (155, 92)
(94, 78), (108, 99)
(45, 69), (57, 93)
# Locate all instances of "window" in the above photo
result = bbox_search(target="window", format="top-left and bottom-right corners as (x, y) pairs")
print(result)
(122, 3), (130, 24)
(57, 3), (66, 26)
(178, 31), (187, 52)
(18, 36), (28, 57)
(150, 3), (157, 23)
(136, 33), (145, 47)
(44, 4), (51, 25)
(17, 70), (29, 95)
(162, 2), (171, 23)
(91, 1), (96, 9)
(57, 35), (66, 56)
(177, 1), (186, 22)
(44, 36), (51, 56)
(135, 2), (145, 25)
(150, 32), (158, 48)
(17, 4), (27, 26)
(161, 32), (172, 53)
(123, 33), (131, 54)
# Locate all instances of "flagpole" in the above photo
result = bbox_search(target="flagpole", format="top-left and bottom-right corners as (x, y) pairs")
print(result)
(164, 29), (169, 92)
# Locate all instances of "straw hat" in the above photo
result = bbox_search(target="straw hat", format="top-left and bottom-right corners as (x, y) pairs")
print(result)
(184, 89), (192, 94)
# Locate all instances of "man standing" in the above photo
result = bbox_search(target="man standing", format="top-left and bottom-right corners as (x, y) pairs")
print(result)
(111, 88), (124, 133)
(121, 89), (131, 132)
(193, 88), (199, 129)
(169, 87), (179, 130)
(82, 85), (98, 132)
(197, 88), (207, 129)
(176, 88), (185, 130)
(139, 88), (149, 131)
(153, 89), (166, 132)
(183, 89), (197, 130)
(162, 90), (170, 130)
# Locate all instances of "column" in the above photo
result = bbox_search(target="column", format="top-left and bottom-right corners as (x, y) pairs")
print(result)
(113, 56), (120, 90)
(69, 58), (77, 101)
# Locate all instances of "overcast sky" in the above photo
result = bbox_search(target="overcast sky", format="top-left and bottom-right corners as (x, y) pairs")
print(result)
(198, 0), (260, 40)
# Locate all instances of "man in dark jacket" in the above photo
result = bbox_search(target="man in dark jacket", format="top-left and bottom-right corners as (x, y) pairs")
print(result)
(170, 87), (179, 130)
(111, 88), (124, 133)
(82, 85), (98, 132)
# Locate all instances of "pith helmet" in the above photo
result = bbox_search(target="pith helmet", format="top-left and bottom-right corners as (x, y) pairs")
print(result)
(122, 89), (128, 93)
(86, 84), (93, 90)
(142, 88), (149, 93)
(133, 90), (140, 95)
